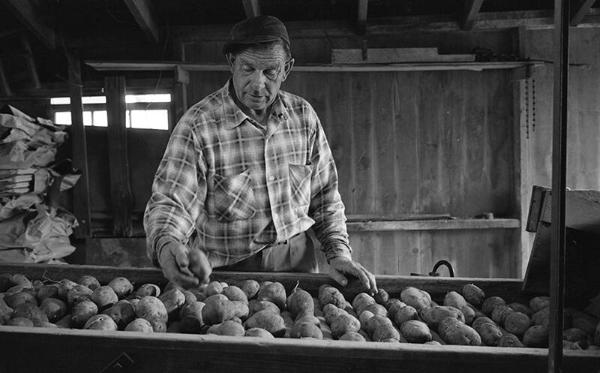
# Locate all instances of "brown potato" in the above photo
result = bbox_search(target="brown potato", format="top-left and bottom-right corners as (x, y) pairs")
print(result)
(352, 293), (376, 315)
(531, 307), (550, 327)
(125, 318), (154, 332)
(66, 285), (93, 306)
(438, 317), (481, 346)
(36, 285), (59, 302)
(374, 289), (389, 305)
(57, 279), (78, 300)
(84, 314), (118, 331)
(419, 306), (465, 328)
(290, 321), (323, 339)
(103, 300), (136, 329)
(245, 327), (275, 338)
(7, 317), (34, 327)
(179, 301), (205, 333)
(400, 287), (432, 311)
(563, 328), (589, 349)
(0, 297), (13, 324)
(481, 296), (506, 316)
(498, 333), (524, 347)
(360, 303), (387, 318)
(491, 305), (514, 325)
(248, 299), (280, 315)
(385, 298), (406, 313)
(91, 286), (118, 310)
(339, 331), (366, 341)
(508, 302), (532, 316)
(372, 323), (400, 342)
(472, 316), (496, 330)
(243, 309), (286, 337)
(77, 275), (101, 290)
(473, 320), (503, 346)
(523, 325), (548, 347)
(55, 313), (72, 328)
(330, 313), (361, 339)
(159, 288), (186, 317)
(135, 296), (168, 324)
(286, 287), (314, 318)
(71, 299), (99, 328)
(257, 282), (287, 310)
(108, 277), (134, 299)
(5, 290), (37, 309)
(135, 283), (161, 298)
(391, 304), (418, 326)
(207, 320), (245, 336)
(9, 274), (32, 288)
(529, 296), (550, 313)
(222, 286), (249, 303)
(12, 303), (48, 325)
(238, 280), (260, 299)
(444, 291), (468, 309)
(461, 284), (485, 307)
(400, 320), (432, 343)
(504, 312), (531, 336)
(40, 298), (67, 323)
(149, 320), (167, 333)
(205, 281), (224, 296)
(318, 285), (346, 309)
(322, 304), (344, 324)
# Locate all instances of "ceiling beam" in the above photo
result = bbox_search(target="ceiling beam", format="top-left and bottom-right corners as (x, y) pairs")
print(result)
(571, 0), (596, 26)
(357, 0), (369, 34)
(1, 0), (56, 49)
(461, 0), (484, 30)
(242, 0), (261, 18)
(123, 0), (160, 43)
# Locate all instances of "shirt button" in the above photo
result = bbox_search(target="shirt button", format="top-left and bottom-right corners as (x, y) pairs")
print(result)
(268, 176), (275, 182)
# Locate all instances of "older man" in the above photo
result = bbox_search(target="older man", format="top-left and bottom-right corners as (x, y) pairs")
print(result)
(144, 15), (377, 293)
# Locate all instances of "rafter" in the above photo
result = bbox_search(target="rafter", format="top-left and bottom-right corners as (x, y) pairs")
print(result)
(242, 0), (261, 18)
(571, 0), (595, 26)
(2, 0), (56, 49)
(123, 0), (160, 43)
(461, 0), (484, 30)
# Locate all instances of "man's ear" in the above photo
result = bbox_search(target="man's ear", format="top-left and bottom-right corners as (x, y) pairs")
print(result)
(281, 58), (294, 82)
(226, 53), (235, 72)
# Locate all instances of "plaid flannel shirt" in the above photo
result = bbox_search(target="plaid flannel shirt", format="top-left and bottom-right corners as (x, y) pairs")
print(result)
(144, 81), (352, 268)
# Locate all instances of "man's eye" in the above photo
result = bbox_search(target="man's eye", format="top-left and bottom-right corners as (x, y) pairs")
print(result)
(242, 65), (253, 73)
(265, 70), (278, 79)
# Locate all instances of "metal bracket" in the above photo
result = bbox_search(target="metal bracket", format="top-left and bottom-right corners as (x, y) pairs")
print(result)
(100, 352), (135, 373)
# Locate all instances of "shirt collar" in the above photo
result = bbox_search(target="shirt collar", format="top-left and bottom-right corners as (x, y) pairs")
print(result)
(221, 80), (289, 130)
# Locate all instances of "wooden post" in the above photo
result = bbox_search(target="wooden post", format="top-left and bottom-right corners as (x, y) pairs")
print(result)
(66, 50), (92, 238)
(549, 0), (569, 372)
(105, 75), (134, 237)
(173, 66), (189, 131)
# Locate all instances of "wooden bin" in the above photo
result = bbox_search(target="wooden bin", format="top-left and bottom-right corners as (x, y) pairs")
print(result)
(0, 263), (598, 373)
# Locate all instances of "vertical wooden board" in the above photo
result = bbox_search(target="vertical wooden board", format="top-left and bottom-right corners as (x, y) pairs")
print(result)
(85, 129), (112, 215)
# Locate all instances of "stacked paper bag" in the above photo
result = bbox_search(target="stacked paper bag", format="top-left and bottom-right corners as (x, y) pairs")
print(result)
(0, 105), (80, 263)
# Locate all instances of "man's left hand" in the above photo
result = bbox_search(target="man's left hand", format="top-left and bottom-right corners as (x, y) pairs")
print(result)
(328, 256), (378, 294)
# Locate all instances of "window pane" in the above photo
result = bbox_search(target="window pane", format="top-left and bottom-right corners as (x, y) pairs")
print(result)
(126, 94), (171, 103)
(83, 111), (92, 126)
(82, 96), (106, 104)
(54, 111), (71, 125)
(51, 97), (70, 105)
(126, 110), (131, 128)
(93, 111), (108, 127)
(130, 109), (168, 130)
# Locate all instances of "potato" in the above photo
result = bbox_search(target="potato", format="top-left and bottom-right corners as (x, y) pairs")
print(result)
(523, 325), (548, 347)
(286, 287), (314, 318)
(391, 304), (418, 326)
(40, 298), (67, 322)
(473, 320), (503, 346)
(243, 309), (286, 337)
(352, 293), (376, 314)
(103, 300), (136, 329)
(482, 296), (506, 316)
(363, 314), (390, 335)
(7, 317), (34, 327)
(504, 312), (530, 336)
(36, 285), (59, 302)
(5, 290), (37, 309)
(159, 288), (186, 317)
(330, 313), (361, 339)
(400, 287), (432, 311)
(125, 318), (154, 332)
(108, 277), (134, 299)
(460, 304), (476, 325)
(430, 330), (446, 345)
(38, 321), (57, 328)
(509, 302), (532, 316)
(149, 320), (167, 333)
(91, 286), (118, 310)
(444, 291), (468, 309)
(135, 296), (168, 324)
(400, 320), (432, 343)
(419, 306), (465, 328)
(206, 281), (224, 296)
(245, 327), (275, 338)
(491, 305), (514, 325)
(563, 340), (584, 350)
(372, 323), (400, 342)
(57, 279), (78, 300)
(531, 307), (549, 327)
(66, 285), (93, 306)
(0, 297), (13, 324)
(135, 283), (161, 298)
(339, 331), (366, 341)
(438, 317), (482, 346)
(71, 300), (99, 328)
(257, 282), (287, 310)
(498, 333), (524, 347)
(563, 327), (589, 349)
(249, 300), (280, 316)
(360, 303), (387, 318)
(322, 304), (344, 323)
(84, 314), (118, 331)
(374, 289), (389, 305)
(290, 321), (323, 339)
(461, 284), (485, 307)
(572, 310), (598, 335)
(385, 298), (405, 313)
(12, 303), (48, 325)
(222, 286), (249, 303)
(281, 310), (294, 337)
(179, 301), (205, 333)
(208, 320), (245, 336)
(295, 314), (319, 326)
(238, 280), (260, 299)
(55, 313), (72, 328)
(529, 296), (550, 313)
(77, 275), (100, 290)
(472, 316), (496, 330)
(231, 301), (249, 319)
(318, 285), (346, 309)
(9, 274), (32, 288)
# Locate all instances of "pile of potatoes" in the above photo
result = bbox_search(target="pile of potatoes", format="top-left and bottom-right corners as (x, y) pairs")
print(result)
(1, 272), (599, 350)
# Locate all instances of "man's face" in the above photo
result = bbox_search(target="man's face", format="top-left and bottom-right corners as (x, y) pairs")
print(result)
(229, 43), (292, 114)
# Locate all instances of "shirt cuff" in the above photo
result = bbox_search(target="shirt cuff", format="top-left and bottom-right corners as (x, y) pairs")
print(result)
(324, 242), (352, 263)
(152, 235), (182, 267)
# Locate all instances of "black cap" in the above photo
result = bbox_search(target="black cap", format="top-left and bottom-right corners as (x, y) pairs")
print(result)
(223, 15), (290, 55)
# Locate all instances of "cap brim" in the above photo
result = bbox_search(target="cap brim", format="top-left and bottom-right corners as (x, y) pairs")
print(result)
(223, 36), (287, 55)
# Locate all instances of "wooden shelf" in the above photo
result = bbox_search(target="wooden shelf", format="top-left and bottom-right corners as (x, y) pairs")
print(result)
(86, 60), (543, 73)
(346, 218), (520, 232)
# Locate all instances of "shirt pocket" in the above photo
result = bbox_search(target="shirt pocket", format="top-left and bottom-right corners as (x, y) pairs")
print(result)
(288, 163), (313, 210)
(212, 169), (256, 221)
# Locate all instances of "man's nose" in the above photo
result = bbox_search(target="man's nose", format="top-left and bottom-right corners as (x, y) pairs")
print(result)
(249, 70), (267, 90)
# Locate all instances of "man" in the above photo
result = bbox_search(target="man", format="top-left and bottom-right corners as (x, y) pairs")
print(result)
(144, 15), (377, 293)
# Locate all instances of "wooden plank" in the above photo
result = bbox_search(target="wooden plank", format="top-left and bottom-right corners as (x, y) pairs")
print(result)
(347, 219), (520, 232)
(123, 0), (160, 43)
(86, 60), (541, 73)
(540, 190), (600, 233)
(461, 0), (484, 30)
(0, 59), (11, 96)
(525, 186), (549, 232)
(332, 48), (439, 64)
(571, 0), (596, 26)
(66, 50), (92, 238)
(2, 0), (56, 49)
(357, 0), (369, 34)
(105, 75), (134, 237)
(242, 0), (261, 18)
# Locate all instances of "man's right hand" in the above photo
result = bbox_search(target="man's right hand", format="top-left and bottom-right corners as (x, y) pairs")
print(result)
(158, 242), (211, 288)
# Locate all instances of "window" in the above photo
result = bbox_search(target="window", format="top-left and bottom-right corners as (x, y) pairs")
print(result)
(50, 94), (171, 130)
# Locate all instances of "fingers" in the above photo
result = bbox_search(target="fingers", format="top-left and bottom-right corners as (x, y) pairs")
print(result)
(352, 264), (373, 293)
(159, 243), (199, 288)
(328, 267), (349, 287)
(189, 249), (212, 284)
